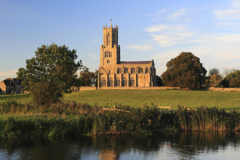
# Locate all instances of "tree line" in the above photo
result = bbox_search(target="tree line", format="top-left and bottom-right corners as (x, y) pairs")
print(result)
(161, 52), (240, 89)
(16, 44), (240, 106)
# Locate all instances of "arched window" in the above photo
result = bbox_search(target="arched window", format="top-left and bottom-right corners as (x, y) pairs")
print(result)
(107, 60), (110, 63)
(116, 77), (120, 86)
(107, 33), (110, 46)
(145, 67), (148, 73)
(117, 68), (121, 74)
(123, 77), (128, 86)
(109, 77), (114, 86)
(131, 68), (135, 73)
(105, 51), (107, 57)
(138, 67), (143, 73)
(124, 68), (128, 73)
(101, 77), (106, 87)
(130, 77), (135, 86)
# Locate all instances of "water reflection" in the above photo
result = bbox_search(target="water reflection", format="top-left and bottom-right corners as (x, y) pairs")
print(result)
(0, 132), (240, 160)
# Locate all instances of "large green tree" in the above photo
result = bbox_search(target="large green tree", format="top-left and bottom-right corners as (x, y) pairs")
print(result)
(17, 43), (82, 105)
(161, 52), (206, 89)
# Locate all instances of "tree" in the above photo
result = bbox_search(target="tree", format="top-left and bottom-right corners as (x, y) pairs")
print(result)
(222, 70), (240, 87)
(161, 52), (206, 90)
(229, 78), (240, 88)
(79, 66), (96, 86)
(210, 74), (222, 87)
(208, 68), (220, 76)
(17, 43), (82, 106)
(221, 68), (236, 78)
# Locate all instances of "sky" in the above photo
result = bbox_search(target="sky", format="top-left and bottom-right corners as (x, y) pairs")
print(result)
(1, 0), (240, 81)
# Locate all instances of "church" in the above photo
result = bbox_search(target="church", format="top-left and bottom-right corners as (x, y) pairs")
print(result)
(98, 21), (157, 88)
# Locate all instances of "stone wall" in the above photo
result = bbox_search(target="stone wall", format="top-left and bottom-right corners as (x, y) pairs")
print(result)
(99, 86), (180, 90)
(79, 86), (97, 91)
(208, 87), (240, 92)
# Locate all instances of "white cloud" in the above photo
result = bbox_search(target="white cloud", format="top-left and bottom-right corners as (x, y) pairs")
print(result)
(0, 69), (18, 81)
(145, 24), (184, 33)
(214, 9), (240, 21)
(90, 54), (99, 60)
(231, 0), (240, 8)
(125, 45), (153, 52)
(214, 1), (240, 21)
(166, 9), (187, 21)
(147, 8), (167, 16)
(150, 32), (194, 47)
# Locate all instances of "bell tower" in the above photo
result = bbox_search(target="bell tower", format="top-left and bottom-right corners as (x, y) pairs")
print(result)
(100, 20), (120, 66)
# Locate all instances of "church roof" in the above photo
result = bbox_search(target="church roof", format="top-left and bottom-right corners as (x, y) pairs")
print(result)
(119, 61), (151, 64)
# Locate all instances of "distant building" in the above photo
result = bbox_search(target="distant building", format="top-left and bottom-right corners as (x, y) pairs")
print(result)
(0, 78), (23, 94)
(98, 20), (157, 88)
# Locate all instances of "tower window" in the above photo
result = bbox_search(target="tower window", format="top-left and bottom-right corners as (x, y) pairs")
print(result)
(107, 33), (110, 46)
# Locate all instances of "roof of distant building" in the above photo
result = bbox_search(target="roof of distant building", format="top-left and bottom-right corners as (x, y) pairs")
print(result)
(119, 61), (151, 64)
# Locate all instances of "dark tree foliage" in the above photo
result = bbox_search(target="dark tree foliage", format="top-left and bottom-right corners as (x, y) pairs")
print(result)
(79, 66), (96, 86)
(161, 52), (206, 90)
(222, 70), (240, 87)
(229, 78), (240, 88)
(17, 43), (82, 106)
(210, 74), (222, 87)
(208, 68), (220, 76)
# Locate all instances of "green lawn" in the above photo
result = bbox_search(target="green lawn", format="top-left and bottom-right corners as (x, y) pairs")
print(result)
(1, 90), (240, 111)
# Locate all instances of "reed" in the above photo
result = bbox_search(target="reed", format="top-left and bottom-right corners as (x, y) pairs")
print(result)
(1, 100), (240, 139)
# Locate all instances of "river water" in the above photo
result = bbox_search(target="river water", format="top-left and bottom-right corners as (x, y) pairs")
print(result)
(0, 132), (240, 160)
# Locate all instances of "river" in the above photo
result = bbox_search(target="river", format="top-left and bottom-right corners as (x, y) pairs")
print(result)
(0, 132), (240, 160)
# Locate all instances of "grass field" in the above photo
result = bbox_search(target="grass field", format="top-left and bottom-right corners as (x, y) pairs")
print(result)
(1, 89), (240, 111)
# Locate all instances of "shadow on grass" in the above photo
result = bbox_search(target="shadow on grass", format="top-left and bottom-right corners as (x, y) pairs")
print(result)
(0, 94), (31, 100)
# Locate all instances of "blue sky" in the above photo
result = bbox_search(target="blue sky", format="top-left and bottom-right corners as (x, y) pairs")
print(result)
(1, 0), (240, 81)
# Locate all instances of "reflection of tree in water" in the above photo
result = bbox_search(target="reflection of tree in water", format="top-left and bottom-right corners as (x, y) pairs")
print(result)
(166, 132), (240, 159)
(0, 133), (240, 159)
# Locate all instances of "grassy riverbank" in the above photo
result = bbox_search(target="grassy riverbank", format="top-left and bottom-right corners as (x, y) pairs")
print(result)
(1, 89), (240, 110)
(0, 100), (240, 139)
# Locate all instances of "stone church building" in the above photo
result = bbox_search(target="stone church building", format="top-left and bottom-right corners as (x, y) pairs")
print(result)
(98, 21), (157, 88)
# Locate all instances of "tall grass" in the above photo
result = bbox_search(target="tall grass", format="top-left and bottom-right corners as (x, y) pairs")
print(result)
(1, 100), (240, 139)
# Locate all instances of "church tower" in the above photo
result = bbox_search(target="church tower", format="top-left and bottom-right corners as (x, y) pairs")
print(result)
(100, 20), (120, 66)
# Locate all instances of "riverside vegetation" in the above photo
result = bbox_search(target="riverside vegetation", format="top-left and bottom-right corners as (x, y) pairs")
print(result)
(0, 99), (240, 139)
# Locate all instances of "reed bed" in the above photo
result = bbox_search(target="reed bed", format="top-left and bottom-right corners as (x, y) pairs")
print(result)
(0, 100), (240, 139)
